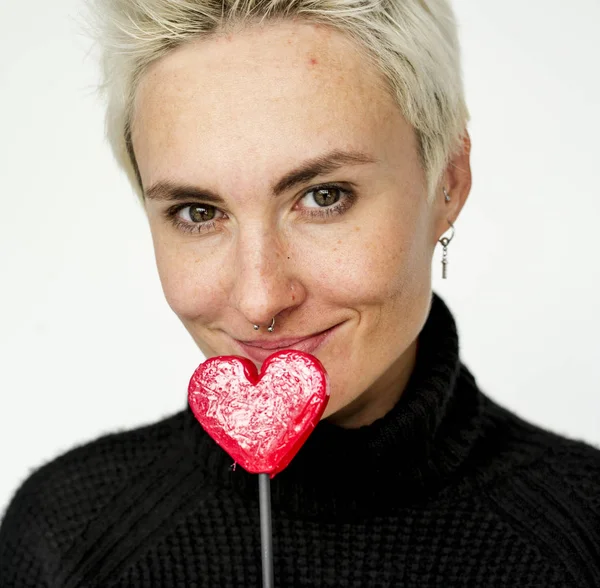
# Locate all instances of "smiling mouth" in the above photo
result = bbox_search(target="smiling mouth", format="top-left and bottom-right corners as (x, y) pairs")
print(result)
(234, 324), (340, 363)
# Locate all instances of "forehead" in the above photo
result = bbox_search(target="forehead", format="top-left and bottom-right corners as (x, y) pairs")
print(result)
(132, 21), (410, 190)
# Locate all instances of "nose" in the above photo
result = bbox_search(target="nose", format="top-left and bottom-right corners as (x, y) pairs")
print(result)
(230, 226), (306, 329)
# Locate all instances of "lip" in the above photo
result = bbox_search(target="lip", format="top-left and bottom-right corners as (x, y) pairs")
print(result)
(234, 324), (341, 364)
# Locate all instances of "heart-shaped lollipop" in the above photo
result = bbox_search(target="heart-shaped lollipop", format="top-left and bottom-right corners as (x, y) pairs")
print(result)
(188, 350), (329, 476)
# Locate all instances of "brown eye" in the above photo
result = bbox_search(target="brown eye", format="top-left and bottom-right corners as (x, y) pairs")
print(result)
(189, 205), (216, 222)
(312, 187), (341, 207)
(296, 184), (355, 219)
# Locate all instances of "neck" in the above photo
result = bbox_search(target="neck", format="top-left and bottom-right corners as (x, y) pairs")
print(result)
(183, 293), (487, 520)
(326, 339), (418, 429)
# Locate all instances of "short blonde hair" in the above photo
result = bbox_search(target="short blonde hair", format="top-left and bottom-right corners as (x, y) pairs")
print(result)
(90, 0), (469, 202)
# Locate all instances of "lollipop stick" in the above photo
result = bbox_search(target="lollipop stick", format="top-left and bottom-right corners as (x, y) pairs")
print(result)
(258, 473), (274, 588)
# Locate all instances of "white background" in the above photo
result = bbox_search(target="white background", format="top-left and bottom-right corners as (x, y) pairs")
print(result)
(1, 0), (599, 516)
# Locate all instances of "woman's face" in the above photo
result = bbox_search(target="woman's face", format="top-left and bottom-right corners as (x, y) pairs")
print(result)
(133, 21), (467, 427)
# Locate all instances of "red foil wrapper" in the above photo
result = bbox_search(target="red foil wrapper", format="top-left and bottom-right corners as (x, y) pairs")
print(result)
(188, 350), (330, 476)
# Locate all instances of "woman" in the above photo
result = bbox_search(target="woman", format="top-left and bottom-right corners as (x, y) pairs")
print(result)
(1, 0), (599, 586)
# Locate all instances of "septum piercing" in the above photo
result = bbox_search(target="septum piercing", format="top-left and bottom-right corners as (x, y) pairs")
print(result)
(253, 317), (276, 333)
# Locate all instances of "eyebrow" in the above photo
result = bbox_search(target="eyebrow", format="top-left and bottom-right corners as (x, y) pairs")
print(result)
(144, 149), (376, 202)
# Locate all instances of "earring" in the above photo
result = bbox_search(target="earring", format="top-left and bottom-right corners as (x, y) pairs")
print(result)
(443, 187), (451, 202)
(438, 220), (455, 279)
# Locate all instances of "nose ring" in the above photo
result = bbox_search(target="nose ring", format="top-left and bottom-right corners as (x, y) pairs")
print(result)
(253, 317), (276, 333)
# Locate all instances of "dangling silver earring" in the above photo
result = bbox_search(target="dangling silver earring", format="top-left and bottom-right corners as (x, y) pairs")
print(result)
(438, 220), (455, 279)
(443, 187), (451, 202)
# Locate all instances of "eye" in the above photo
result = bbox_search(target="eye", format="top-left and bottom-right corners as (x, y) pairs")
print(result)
(164, 202), (227, 235)
(300, 186), (342, 208)
(180, 204), (220, 223)
(295, 184), (357, 220)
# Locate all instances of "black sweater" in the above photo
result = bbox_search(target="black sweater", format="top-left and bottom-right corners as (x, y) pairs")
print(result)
(1, 294), (600, 587)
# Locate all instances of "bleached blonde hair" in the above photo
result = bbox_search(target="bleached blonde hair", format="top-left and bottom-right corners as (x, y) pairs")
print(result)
(89, 0), (469, 202)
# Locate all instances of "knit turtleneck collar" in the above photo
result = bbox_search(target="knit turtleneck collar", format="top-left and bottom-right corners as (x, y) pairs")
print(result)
(182, 293), (485, 519)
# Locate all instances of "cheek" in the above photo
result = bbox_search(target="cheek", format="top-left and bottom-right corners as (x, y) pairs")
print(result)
(151, 234), (229, 321)
(304, 216), (430, 308)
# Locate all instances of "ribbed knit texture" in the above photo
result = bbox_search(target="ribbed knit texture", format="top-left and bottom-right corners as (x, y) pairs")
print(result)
(1, 293), (599, 587)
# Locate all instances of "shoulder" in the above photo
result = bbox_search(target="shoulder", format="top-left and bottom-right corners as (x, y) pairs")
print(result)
(6, 408), (187, 515)
(0, 409), (186, 586)
(476, 395), (600, 586)
(479, 391), (600, 485)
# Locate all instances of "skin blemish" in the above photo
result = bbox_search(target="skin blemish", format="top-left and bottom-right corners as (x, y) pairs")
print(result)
(309, 57), (318, 66)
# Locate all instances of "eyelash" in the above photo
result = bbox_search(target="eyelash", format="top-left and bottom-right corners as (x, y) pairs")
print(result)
(164, 206), (219, 235)
(163, 183), (356, 235)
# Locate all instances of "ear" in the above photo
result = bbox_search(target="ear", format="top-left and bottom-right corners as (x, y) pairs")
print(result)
(433, 131), (472, 241)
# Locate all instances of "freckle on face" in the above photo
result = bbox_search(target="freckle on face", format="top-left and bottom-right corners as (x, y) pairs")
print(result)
(135, 21), (433, 427)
